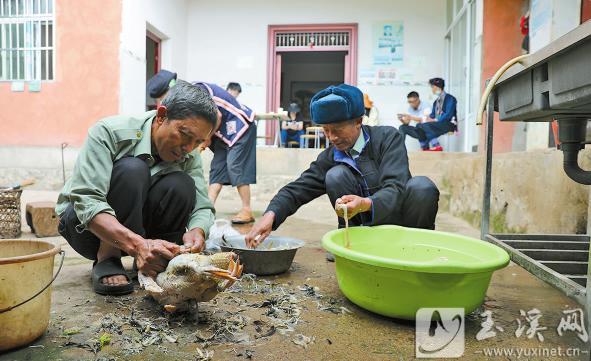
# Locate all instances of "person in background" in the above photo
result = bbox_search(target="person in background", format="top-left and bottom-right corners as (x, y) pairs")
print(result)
(520, 11), (530, 53)
(226, 82), (242, 98)
(147, 69), (177, 102)
(362, 93), (379, 126)
(281, 103), (305, 147)
(398, 91), (442, 151)
(195, 82), (258, 225)
(147, 71), (257, 225)
(398, 78), (457, 151)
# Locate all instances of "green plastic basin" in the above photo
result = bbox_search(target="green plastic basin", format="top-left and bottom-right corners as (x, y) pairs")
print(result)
(322, 225), (510, 320)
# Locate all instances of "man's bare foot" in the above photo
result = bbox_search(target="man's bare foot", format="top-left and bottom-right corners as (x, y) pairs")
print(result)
(97, 241), (129, 286)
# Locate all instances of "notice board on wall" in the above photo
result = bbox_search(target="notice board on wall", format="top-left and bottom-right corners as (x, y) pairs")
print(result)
(373, 21), (404, 65)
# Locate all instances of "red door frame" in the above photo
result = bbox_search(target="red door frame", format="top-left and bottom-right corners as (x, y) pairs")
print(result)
(266, 23), (358, 143)
(147, 30), (161, 74)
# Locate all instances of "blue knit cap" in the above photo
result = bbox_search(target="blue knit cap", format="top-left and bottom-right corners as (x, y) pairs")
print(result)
(310, 84), (365, 124)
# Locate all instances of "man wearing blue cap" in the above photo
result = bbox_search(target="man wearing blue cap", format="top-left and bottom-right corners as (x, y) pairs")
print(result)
(246, 84), (439, 255)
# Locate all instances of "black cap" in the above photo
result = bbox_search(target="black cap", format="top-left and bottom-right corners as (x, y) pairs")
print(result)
(287, 102), (301, 113)
(147, 69), (177, 98)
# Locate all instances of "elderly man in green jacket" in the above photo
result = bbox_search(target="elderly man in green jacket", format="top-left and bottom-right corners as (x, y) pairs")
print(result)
(56, 80), (217, 296)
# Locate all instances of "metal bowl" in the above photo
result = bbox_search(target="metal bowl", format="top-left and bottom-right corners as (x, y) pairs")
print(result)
(220, 235), (305, 276)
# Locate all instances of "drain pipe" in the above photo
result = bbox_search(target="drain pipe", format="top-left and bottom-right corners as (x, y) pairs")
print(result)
(558, 119), (591, 185)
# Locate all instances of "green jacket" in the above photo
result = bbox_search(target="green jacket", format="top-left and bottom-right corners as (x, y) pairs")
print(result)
(56, 111), (215, 236)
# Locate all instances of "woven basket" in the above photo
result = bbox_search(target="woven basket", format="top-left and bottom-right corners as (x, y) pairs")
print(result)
(0, 189), (23, 238)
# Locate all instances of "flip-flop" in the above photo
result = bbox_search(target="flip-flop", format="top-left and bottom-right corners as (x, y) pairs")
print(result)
(92, 257), (134, 295)
(231, 209), (255, 224)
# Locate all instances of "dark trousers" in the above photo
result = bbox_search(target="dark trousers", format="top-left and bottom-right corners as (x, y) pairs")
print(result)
(399, 123), (453, 150)
(324, 165), (439, 229)
(398, 124), (429, 150)
(209, 122), (257, 186)
(58, 157), (196, 260)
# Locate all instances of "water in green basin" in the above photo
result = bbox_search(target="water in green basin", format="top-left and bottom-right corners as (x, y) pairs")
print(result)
(322, 225), (510, 319)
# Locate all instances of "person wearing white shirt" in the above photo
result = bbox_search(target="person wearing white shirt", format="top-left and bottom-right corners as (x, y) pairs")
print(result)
(397, 91), (441, 150)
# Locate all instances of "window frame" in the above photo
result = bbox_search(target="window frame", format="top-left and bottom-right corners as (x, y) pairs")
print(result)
(0, 0), (55, 82)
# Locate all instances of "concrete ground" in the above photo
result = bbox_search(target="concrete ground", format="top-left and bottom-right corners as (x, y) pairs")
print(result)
(1, 190), (589, 361)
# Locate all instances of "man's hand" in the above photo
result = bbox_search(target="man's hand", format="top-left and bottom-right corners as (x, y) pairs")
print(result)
(182, 227), (206, 253)
(245, 211), (275, 249)
(399, 114), (411, 125)
(134, 238), (181, 278)
(335, 195), (372, 219)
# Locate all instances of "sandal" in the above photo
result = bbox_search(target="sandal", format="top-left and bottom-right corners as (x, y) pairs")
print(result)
(231, 209), (255, 224)
(92, 257), (134, 295)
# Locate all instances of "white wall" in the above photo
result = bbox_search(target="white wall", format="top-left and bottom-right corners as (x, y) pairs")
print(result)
(119, 0), (189, 114)
(145, 0), (189, 79)
(469, 0), (484, 152)
(526, 0), (581, 150)
(184, 0), (447, 150)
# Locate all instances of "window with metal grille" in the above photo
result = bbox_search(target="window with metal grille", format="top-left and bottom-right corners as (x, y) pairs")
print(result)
(0, 0), (54, 81)
(275, 32), (350, 48)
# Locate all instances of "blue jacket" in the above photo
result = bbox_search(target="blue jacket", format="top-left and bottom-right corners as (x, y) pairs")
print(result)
(193, 82), (255, 147)
(416, 93), (457, 140)
(430, 93), (457, 127)
(266, 126), (411, 229)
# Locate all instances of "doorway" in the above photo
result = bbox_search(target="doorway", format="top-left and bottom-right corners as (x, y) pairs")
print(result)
(146, 31), (161, 110)
(280, 51), (346, 121)
(266, 24), (358, 144)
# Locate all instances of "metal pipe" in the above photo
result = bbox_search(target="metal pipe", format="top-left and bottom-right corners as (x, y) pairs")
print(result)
(480, 88), (495, 240)
(476, 54), (529, 125)
(61, 142), (67, 184)
(561, 143), (591, 185)
(558, 119), (591, 185)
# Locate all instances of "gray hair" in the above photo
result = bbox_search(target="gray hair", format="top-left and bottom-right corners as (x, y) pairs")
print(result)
(161, 80), (218, 126)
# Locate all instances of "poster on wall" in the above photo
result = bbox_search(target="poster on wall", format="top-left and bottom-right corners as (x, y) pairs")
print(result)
(373, 21), (404, 65)
(529, 0), (552, 53)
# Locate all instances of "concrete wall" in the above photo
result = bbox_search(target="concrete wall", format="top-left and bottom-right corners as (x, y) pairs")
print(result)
(184, 0), (447, 131)
(0, 1), (449, 149)
(3, 143), (589, 235)
(480, 0), (528, 153)
(0, 0), (122, 147)
(440, 149), (590, 234)
(119, 0), (189, 114)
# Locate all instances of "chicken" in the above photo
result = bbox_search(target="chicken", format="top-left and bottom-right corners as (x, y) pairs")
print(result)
(138, 252), (243, 313)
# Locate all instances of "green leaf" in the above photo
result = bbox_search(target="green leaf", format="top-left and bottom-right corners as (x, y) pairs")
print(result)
(99, 333), (111, 349)
(63, 327), (81, 336)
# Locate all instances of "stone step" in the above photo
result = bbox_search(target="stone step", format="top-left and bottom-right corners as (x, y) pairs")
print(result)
(439, 191), (451, 213)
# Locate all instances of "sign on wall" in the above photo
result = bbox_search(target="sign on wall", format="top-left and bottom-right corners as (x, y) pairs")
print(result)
(373, 21), (404, 65)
